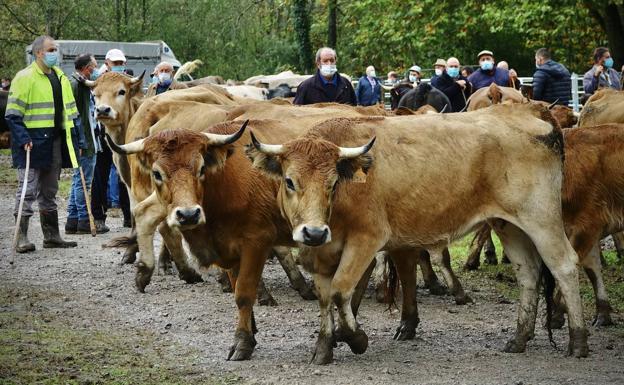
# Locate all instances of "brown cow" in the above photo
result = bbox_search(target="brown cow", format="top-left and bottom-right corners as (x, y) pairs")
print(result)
(107, 120), (319, 361)
(248, 104), (588, 363)
(466, 83), (524, 111)
(577, 89), (624, 127)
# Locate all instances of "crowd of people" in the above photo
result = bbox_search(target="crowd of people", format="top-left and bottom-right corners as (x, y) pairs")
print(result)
(5, 36), (184, 253)
(296, 46), (624, 111)
(4, 35), (624, 253)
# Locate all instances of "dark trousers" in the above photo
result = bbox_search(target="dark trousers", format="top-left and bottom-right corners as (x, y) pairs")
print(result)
(91, 144), (112, 221)
(119, 177), (131, 222)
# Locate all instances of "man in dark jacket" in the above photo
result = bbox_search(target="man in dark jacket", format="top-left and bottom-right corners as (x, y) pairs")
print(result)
(355, 65), (382, 106)
(430, 58), (472, 112)
(532, 48), (571, 105)
(294, 47), (356, 105)
(468, 50), (510, 90)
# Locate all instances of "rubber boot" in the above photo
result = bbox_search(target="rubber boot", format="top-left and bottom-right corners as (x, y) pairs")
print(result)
(41, 210), (77, 248)
(94, 219), (110, 234)
(14, 215), (35, 253)
(76, 219), (91, 234)
(65, 217), (78, 234)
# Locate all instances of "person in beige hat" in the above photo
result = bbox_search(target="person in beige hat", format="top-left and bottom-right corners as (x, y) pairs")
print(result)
(467, 50), (510, 90)
(431, 58), (472, 112)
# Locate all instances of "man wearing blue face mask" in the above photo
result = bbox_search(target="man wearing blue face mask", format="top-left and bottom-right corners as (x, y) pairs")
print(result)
(294, 47), (356, 105)
(583, 47), (621, 96)
(104, 49), (127, 74)
(146, 61), (187, 97)
(467, 50), (510, 90)
(430, 57), (472, 112)
(6, 35), (81, 252)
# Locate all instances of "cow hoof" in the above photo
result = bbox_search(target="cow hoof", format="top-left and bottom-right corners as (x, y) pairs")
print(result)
(550, 311), (566, 329)
(427, 282), (447, 296)
(485, 253), (498, 265)
(568, 328), (589, 358)
(592, 313), (614, 327)
(227, 330), (257, 361)
(311, 333), (334, 365)
(464, 260), (480, 271)
(393, 319), (419, 341)
(257, 295), (278, 306)
(503, 337), (527, 353)
(120, 250), (137, 265)
(159, 261), (174, 276)
(454, 293), (473, 305)
(179, 268), (204, 284)
(336, 327), (368, 354)
(135, 262), (153, 293)
(298, 287), (318, 301)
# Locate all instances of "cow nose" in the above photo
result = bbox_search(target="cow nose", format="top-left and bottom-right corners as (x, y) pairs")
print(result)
(96, 106), (111, 115)
(302, 226), (329, 246)
(176, 207), (201, 225)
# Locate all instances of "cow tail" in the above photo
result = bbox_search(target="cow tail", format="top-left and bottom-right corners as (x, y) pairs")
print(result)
(103, 234), (137, 248)
(542, 262), (557, 349)
(386, 257), (399, 311)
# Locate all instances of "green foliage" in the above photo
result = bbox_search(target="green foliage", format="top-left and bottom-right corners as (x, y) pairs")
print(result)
(0, 0), (612, 81)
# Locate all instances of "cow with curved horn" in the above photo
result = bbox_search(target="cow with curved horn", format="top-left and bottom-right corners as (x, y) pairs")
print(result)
(247, 105), (588, 364)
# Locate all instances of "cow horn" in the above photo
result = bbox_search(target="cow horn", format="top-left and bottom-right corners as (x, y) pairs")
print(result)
(106, 133), (145, 154)
(73, 73), (96, 88)
(129, 70), (146, 84)
(338, 137), (376, 159)
(547, 99), (559, 110)
(439, 103), (448, 113)
(250, 130), (285, 155)
(202, 119), (248, 146)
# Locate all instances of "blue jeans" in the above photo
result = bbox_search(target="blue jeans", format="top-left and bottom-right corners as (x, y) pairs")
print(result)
(67, 154), (97, 220)
(108, 163), (120, 208)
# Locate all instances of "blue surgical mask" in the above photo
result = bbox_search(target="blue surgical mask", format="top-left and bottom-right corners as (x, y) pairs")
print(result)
(111, 66), (126, 73)
(90, 68), (100, 81)
(480, 60), (493, 71)
(409, 75), (418, 83)
(447, 67), (460, 78)
(604, 57), (614, 68)
(43, 52), (58, 68)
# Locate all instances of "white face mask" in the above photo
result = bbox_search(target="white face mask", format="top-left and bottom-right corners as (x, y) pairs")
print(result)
(158, 72), (172, 85)
(367, 71), (376, 78)
(434, 68), (444, 76)
(320, 64), (337, 77)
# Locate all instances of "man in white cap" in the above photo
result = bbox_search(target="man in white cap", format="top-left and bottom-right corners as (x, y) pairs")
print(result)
(467, 50), (510, 90)
(407, 65), (421, 85)
(103, 48), (127, 74)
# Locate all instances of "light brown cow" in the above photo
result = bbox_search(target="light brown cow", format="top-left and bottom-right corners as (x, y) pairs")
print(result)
(578, 89), (624, 127)
(466, 83), (524, 111)
(248, 104), (588, 364)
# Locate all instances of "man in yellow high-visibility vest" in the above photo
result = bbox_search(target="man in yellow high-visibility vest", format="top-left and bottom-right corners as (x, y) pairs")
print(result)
(5, 35), (82, 253)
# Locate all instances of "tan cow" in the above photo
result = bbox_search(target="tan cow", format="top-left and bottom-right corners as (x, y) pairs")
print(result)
(248, 104), (588, 363)
(578, 89), (624, 127)
(466, 83), (524, 111)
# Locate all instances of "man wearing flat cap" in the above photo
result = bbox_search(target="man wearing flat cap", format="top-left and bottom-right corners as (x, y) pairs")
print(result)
(467, 50), (510, 90)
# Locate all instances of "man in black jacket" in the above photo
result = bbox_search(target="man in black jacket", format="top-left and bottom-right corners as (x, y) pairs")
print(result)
(294, 47), (356, 105)
(430, 57), (472, 112)
(532, 48), (571, 105)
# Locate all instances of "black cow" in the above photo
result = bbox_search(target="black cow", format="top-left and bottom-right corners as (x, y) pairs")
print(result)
(397, 83), (452, 113)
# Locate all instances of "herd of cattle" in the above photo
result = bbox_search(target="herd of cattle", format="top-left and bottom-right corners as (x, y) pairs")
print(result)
(3, 70), (624, 365)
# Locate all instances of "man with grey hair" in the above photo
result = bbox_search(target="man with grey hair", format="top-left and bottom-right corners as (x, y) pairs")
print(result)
(145, 61), (187, 97)
(294, 47), (356, 105)
(355, 65), (381, 106)
(6, 35), (81, 252)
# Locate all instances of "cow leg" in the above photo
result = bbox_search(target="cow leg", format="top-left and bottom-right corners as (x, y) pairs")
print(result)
(388, 250), (419, 341)
(273, 247), (317, 300)
(612, 231), (624, 262)
(227, 247), (270, 361)
(311, 273), (336, 365)
(133, 192), (167, 293)
(156, 244), (174, 276)
(157, 223), (203, 284)
(430, 248), (472, 305)
(217, 269), (234, 293)
(118, 227), (138, 265)
(484, 233), (498, 265)
(256, 276), (278, 306)
(491, 221), (541, 354)
(550, 289), (567, 329)
(417, 250), (447, 295)
(351, 259), (376, 316)
(464, 224), (491, 270)
(516, 219), (588, 358)
(584, 242), (613, 327)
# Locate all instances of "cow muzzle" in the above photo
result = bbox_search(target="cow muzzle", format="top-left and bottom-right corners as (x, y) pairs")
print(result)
(293, 224), (332, 247)
(96, 104), (117, 119)
(168, 205), (205, 229)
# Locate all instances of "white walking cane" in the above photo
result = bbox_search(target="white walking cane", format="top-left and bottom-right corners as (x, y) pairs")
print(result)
(11, 147), (31, 265)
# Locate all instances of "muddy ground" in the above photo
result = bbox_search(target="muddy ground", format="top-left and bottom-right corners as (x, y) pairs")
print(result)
(0, 157), (623, 384)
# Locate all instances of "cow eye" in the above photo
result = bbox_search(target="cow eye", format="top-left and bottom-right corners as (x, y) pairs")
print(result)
(152, 170), (162, 182)
(118, 89), (126, 96)
(199, 165), (206, 176)
(331, 180), (338, 193)
(285, 177), (296, 191)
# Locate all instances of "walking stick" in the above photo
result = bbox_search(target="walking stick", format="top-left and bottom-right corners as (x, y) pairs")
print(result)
(11, 147), (31, 265)
(79, 166), (96, 237)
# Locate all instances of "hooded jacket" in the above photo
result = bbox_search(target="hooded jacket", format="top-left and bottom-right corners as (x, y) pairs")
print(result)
(532, 60), (571, 105)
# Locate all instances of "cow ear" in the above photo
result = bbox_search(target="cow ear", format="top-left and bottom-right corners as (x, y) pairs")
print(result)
(202, 146), (230, 172)
(245, 144), (283, 179)
(336, 153), (374, 181)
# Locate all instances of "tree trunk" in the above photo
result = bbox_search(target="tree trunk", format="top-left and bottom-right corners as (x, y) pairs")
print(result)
(327, 0), (337, 48)
(293, 0), (313, 73)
